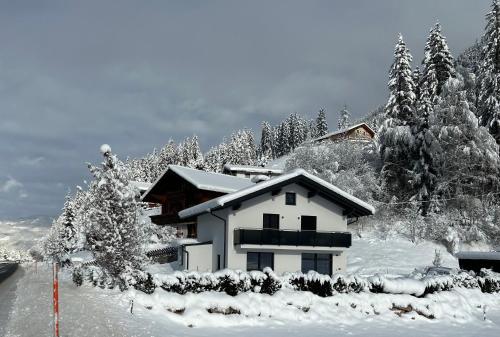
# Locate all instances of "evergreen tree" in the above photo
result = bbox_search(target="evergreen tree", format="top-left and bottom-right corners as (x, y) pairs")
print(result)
(478, 0), (500, 146)
(421, 23), (454, 97)
(87, 144), (146, 289)
(60, 192), (77, 253)
(315, 108), (328, 137)
(337, 105), (351, 130)
(379, 34), (416, 199)
(412, 66), (421, 100)
(384, 34), (416, 123)
(411, 96), (439, 215)
(434, 78), (500, 198)
(155, 139), (179, 177)
(260, 121), (274, 161)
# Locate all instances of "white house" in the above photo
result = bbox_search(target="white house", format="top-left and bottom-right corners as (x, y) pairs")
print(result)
(175, 169), (375, 275)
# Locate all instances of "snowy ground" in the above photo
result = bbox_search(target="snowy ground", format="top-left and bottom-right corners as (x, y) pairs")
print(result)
(348, 232), (459, 275)
(2, 234), (500, 337)
(2, 264), (500, 337)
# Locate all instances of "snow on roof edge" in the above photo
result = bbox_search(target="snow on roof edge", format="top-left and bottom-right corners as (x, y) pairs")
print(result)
(456, 251), (500, 260)
(141, 165), (253, 200)
(179, 168), (375, 219)
(223, 164), (283, 174)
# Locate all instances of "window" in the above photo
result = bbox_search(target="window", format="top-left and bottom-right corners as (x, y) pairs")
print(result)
(285, 192), (296, 205)
(187, 223), (197, 238)
(247, 252), (274, 271)
(301, 253), (332, 275)
(217, 255), (221, 270)
(301, 216), (317, 231)
(263, 213), (280, 230)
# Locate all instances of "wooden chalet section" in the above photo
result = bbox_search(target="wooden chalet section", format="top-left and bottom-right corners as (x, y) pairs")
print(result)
(141, 165), (253, 231)
(313, 123), (375, 143)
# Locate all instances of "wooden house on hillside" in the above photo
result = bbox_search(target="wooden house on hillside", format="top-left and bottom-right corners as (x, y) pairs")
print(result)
(313, 123), (375, 143)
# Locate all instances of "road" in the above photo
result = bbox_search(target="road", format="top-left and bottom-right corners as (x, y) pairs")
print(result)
(0, 263), (22, 337)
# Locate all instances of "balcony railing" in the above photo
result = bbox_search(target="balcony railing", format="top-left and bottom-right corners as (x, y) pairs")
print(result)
(233, 228), (352, 248)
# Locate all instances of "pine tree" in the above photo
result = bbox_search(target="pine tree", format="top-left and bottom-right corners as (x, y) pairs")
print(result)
(260, 121), (274, 161)
(421, 23), (454, 98)
(385, 34), (416, 123)
(379, 34), (416, 199)
(315, 109), (328, 137)
(434, 78), (500, 198)
(337, 105), (350, 130)
(60, 192), (77, 253)
(87, 144), (146, 289)
(411, 96), (439, 215)
(413, 66), (421, 100)
(478, 0), (500, 146)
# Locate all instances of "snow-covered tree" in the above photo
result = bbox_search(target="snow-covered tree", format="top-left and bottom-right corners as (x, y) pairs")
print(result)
(337, 105), (350, 130)
(204, 142), (229, 172)
(478, 0), (500, 146)
(315, 108), (328, 137)
(434, 78), (500, 199)
(384, 34), (416, 123)
(59, 192), (78, 253)
(259, 121), (274, 162)
(155, 139), (179, 177)
(379, 34), (416, 199)
(86, 144), (147, 289)
(179, 136), (204, 169)
(225, 129), (257, 165)
(421, 22), (454, 98)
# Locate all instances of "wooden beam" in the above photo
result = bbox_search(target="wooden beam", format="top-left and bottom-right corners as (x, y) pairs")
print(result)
(232, 203), (241, 211)
(271, 188), (281, 196)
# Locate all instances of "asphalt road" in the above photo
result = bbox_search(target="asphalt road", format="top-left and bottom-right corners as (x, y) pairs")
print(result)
(0, 263), (22, 337)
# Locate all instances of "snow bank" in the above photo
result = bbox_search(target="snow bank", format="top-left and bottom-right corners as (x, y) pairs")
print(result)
(125, 286), (499, 328)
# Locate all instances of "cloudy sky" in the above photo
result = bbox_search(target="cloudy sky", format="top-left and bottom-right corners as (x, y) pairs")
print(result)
(0, 0), (491, 219)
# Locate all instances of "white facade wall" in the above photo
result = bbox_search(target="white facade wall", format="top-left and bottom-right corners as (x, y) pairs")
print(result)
(226, 183), (348, 274)
(185, 183), (350, 274)
(196, 211), (228, 271)
(182, 243), (213, 272)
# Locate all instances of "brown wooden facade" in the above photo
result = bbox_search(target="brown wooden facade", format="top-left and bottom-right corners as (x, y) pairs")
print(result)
(142, 170), (225, 232)
(315, 123), (375, 143)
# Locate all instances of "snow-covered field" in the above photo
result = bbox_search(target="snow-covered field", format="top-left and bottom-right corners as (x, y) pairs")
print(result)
(2, 234), (500, 337)
(348, 232), (460, 275)
(0, 217), (51, 252)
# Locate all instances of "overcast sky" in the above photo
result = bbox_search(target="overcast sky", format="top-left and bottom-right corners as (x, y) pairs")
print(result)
(0, 0), (491, 219)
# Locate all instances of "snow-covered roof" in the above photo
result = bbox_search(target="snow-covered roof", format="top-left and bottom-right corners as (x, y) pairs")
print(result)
(130, 181), (152, 192)
(312, 123), (375, 142)
(142, 165), (255, 200)
(456, 251), (500, 261)
(223, 164), (283, 175)
(179, 168), (375, 219)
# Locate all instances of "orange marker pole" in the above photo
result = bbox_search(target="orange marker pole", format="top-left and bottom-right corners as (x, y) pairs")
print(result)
(53, 263), (60, 337)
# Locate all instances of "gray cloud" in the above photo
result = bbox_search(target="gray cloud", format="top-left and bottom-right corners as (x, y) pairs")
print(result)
(0, 0), (491, 218)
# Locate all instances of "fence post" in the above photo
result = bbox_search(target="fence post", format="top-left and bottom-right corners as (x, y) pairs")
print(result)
(53, 263), (60, 337)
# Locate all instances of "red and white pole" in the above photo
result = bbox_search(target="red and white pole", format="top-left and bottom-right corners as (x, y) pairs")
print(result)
(52, 263), (60, 337)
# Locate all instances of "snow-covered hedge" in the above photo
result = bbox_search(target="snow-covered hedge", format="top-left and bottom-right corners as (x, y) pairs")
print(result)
(134, 268), (500, 297)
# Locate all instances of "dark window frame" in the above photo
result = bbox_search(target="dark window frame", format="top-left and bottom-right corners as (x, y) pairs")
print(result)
(263, 213), (280, 230)
(301, 253), (332, 275)
(301, 215), (317, 231)
(285, 192), (296, 205)
(247, 252), (274, 271)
